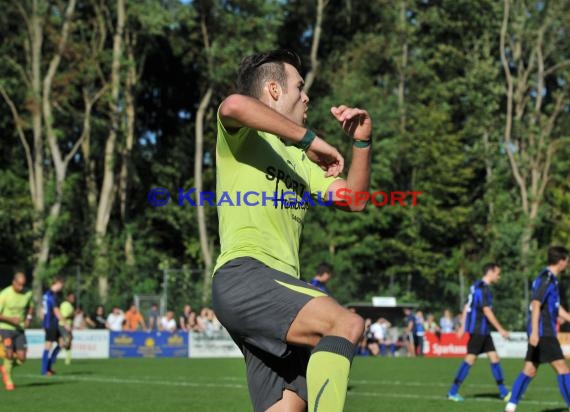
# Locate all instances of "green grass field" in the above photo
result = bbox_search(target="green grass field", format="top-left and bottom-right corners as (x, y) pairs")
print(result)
(1, 357), (566, 411)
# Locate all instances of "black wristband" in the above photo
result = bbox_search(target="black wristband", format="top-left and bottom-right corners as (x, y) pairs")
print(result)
(297, 129), (317, 151)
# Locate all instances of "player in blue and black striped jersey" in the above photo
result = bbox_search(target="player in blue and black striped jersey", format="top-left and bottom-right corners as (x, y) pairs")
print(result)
(448, 263), (511, 402)
(41, 276), (66, 376)
(505, 246), (570, 412)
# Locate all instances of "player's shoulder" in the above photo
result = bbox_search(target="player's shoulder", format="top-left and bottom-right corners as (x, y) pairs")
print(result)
(536, 269), (555, 284)
(0, 286), (10, 296)
(473, 279), (486, 290)
(42, 289), (55, 300)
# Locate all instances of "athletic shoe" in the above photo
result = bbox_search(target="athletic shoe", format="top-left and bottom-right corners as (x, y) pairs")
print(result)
(448, 393), (464, 402)
(5, 382), (15, 391)
(46, 369), (56, 376)
(502, 391), (511, 402)
(505, 402), (517, 412)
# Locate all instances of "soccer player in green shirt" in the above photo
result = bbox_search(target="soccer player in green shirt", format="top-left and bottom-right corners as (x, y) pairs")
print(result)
(59, 292), (75, 365)
(0, 272), (34, 391)
(212, 49), (372, 412)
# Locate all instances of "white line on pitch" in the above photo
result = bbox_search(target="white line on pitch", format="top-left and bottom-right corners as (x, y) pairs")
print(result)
(348, 391), (563, 406)
(17, 374), (563, 407)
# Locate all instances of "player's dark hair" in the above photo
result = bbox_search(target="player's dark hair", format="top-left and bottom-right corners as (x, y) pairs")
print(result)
(482, 262), (500, 275)
(52, 275), (65, 284)
(236, 49), (302, 98)
(547, 246), (569, 265)
(316, 262), (333, 276)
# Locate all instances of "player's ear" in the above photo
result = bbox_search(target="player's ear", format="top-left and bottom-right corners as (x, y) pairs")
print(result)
(267, 81), (281, 101)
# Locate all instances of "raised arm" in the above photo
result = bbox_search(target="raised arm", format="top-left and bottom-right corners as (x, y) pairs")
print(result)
(219, 94), (344, 177)
(324, 106), (373, 212)
(220, 94), (308, 140)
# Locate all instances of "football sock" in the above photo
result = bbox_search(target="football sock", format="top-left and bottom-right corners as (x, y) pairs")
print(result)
(509, 372), (533, 405)
(3, 358), (14, 385)
(557, 373), (570, 407)
(307, 336), (355, 412)
(41, 349), (50, 375)
(449, 361), (471, 395)
(491, 362), (508, 396)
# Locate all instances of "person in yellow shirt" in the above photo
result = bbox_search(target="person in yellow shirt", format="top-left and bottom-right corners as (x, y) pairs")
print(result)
(212, 49), (372, 412)
(59, 292), (75, 365)
(0, 272), (34, 390)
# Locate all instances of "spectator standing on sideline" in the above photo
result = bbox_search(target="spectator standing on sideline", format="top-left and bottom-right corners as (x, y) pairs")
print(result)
(440, 309), (455, 333)
(86, 305), (107, 329)
(404, 308), (417, 357)
(179, 304), (193, 331)
(160, 311), (177, 332)
(106, 307), (125, 332)
(147, 303), (160, 332)
(415, 311), (425, 357)
(124, 304), (147, 331)
(73, 306), (87, 330)
(425, 313), (440, 334)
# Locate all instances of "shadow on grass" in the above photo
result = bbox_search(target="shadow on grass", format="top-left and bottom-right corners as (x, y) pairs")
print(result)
(540, 408), (567, 412)
(20, 381), (70, 388)
(471, 393), (503, 400)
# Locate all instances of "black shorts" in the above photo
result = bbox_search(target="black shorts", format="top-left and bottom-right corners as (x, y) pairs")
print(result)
(467, 334), (496, 355)
(45, 325), (62, 342)
(60, 326), (72, 346)
(525, 336), (564, 364)
(0, 329), (27, 351)
(212, 257), (328, 412)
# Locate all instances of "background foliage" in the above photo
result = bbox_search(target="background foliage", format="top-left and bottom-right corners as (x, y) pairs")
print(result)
(1, 0), (569, 329)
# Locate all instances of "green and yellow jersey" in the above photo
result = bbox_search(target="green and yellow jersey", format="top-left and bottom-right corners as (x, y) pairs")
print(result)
(59, 300), (74, 328)
(0, 286), (33, 330)
(214, 111), (338, 278)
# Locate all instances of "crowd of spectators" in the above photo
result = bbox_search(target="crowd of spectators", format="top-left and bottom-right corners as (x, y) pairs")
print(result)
(357, 308), (462, 357)
(69, 303), (223, 334)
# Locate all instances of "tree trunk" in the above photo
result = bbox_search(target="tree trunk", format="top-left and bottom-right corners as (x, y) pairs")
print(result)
(31, 0), (46, 315)
(197, 86), (214, 305)
(96, 0), (126, 303)
(482, 131), (494, 221)
(499, 0), (566, 277)
(121, 35), (137, 267)
(398, 0), (408, 133)
(303, 0), (327, 94)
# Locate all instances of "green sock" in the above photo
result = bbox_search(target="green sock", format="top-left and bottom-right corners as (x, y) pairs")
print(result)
(3, 358), (14, 384)
(307, 336), (355, 412)
(65, 349), (72, 365)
